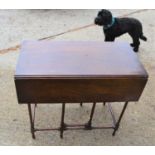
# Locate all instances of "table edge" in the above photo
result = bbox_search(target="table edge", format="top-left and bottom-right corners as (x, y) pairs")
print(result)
(14, 74), (148, 79)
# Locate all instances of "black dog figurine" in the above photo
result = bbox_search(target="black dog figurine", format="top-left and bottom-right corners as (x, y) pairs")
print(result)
(95, 9), (147, 52)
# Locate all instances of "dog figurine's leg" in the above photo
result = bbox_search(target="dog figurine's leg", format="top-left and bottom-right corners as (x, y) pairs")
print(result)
(130, 43), (134, 47)
(129, 32), (140, 52)
(129, 32), (135, 48)
(105, 36), (115, 41)
(133, 37), (140, 52)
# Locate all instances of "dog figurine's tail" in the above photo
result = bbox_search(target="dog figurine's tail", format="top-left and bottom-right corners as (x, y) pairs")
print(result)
(140, 34), (147, 41)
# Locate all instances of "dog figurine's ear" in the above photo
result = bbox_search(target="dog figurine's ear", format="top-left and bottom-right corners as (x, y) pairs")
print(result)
(103, 10), (113, 24)
(97, 9), (113, 26)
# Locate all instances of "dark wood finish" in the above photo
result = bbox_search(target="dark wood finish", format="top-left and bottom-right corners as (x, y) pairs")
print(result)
(15, 41), (147, 77)
(26, 100), (129, 137)
(15, 78), (147, 103)
(14, 41), (148, 138)
(15, 41), (148, 103)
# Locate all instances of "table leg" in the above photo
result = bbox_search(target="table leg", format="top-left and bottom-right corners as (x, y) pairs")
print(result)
(85, 102), (96, 129)
(112, 101), (129, 136)
(60, 103), (66, 138)
(80, 102), (83, 107)
(35, 103), (37, 108)
(103, 102), (106, 106)
(27, 104), (36, 139)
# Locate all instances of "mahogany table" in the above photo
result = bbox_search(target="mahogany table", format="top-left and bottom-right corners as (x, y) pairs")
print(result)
(14, 41), (148, 139)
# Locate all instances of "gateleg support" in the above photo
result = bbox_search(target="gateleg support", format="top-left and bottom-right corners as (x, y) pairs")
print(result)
(60, 103), (66, 138)
(27, 104), (36, 139)
(103, 102), (106, 106)
(85, 102), (96, 130)
(112, 101), (129, 136)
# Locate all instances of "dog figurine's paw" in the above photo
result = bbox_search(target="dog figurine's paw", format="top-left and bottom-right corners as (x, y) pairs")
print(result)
(130, 43), (134, 47)
(133, 47), (139, 52)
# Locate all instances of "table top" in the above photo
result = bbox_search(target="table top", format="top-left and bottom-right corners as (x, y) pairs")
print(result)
(15, 41), (148, 79)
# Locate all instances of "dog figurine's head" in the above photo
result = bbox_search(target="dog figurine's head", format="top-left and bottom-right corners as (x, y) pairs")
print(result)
(95, 9), (113, 26)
